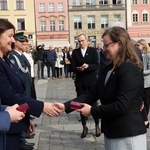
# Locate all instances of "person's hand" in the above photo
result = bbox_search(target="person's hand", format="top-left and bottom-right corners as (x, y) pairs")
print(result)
(27, 120), (35, 136)
(82, 63), (89, 69)
(43, 102), (61, 117)
(77, 103), (91, 117)
(5, 104), (25, 123)
(53, 102), (65, 113)
(140, 101), (144, 112)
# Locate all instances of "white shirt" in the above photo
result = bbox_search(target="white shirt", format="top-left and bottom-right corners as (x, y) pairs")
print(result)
(23, 52), (35, 77)
(81, 47), (87, 57)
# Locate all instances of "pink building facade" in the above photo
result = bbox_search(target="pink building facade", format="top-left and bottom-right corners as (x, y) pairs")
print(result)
(127, 0), (150, 44)
(35, 0), (70, 48)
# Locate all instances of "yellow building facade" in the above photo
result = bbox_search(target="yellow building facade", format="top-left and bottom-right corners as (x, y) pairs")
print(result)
(0, 0), (36, 46)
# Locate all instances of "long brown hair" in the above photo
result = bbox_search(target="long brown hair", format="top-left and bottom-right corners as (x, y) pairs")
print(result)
(102, 26), (142, 70)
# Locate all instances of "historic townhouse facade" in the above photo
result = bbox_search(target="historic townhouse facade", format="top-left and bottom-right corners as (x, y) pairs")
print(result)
(68, 0), (126, 48)
(0, 0), (36, 46)
(35, 0), (70, 49)
(127, 0), (150, 44)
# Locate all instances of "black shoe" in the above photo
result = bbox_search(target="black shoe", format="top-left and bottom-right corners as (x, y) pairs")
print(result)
(24, 142), (35, 146)
(25, 134), (35, 139)
(20, 143), (34, 150)
(81, 126), (88, 138)
(95, 124), (101, 137)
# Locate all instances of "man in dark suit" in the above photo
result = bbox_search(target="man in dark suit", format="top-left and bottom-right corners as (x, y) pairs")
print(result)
(96, 43), (110, 77)
(36, 44), (45, 79)
(71, 32), (100, 138)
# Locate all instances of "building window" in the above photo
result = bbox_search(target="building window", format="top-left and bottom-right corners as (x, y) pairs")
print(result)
(39, 3), (45, 12)
(101, 15), (108, 28)
(59, 21), (64, 31)
(41, 21), (46, 31)
(16, 0), (24, 10)
(133, 14), (138, 22)
(113, 0), (121, 4)
(132, 0), (138, 4)
(50, 21), (55, 31)
(86, 0), (95, 5)
(49, 3), (54, 12)
(143, 0), (148, 4)
(143, 13), (148, 22)
(88, 16), (95, 29)
(72, 0), (82, 5)
(114, 14), (121, 22)
(0, 0), (7, 10)
(74, 16), (82, 29)
(58, 3), (63, 12)
(17, 18), (25, 30)
(99, 0), (108, 4)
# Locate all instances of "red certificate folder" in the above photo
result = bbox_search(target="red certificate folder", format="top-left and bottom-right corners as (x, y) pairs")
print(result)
(16, 103), (29, 112)
(70, 101), (84, 110)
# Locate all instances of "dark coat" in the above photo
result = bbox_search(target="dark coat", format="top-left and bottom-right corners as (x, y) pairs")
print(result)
(65, 61), (146, 138)
(0, 100), (11, 150)
(0, 56), (43, 134)
(71, 47), (98, 87)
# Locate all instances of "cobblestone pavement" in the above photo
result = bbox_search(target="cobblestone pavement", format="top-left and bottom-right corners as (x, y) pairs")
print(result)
(27, 77), (150, 150)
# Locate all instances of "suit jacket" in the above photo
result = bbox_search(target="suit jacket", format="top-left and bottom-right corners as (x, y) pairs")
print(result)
(71, 47), (98, 87)
(65, 61), (146, 138)
(0, 56), (43, 134)
(0, 99), (10, 150)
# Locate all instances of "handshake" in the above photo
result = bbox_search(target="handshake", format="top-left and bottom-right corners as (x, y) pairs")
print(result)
(43, 101), (91, 118)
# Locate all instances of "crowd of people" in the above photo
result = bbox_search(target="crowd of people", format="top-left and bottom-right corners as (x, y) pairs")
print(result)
(1, 18), (150, 150)
(35, 44), (74, 80)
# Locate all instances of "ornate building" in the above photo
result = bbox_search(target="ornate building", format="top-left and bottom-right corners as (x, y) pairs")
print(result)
(0, 0), (36, 46)
(68, 0), (126, 48)
(127, 0), (150, 44)
(35, 0), (70, 48)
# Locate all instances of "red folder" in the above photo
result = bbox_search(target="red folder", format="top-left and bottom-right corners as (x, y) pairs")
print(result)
(70, 101), (84, 110)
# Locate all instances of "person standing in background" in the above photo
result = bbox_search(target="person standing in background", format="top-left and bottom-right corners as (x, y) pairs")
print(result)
(22, 37), (36, 99)
(44, 45), (57, 80)
(70, 32), (100, 138)
(96, 43), (110, 77)
(55, 47), (64, 79)
(63, 46), (70, 78)
(138, 39), (150, 127)
(36, 44), (45, 79)
(68, 46), (73, 78)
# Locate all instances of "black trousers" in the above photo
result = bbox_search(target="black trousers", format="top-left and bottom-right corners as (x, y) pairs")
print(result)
(76, 86), (99, 126)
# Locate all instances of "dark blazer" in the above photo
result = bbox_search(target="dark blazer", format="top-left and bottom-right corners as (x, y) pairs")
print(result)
(65, 61), (146, 138)
(0, 99), (11, 150)
(0, 56), (43, 134)
(71, 47), (98, 87)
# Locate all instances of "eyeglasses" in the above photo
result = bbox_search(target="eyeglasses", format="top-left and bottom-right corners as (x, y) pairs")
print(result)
(103, 42), (114, 49)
